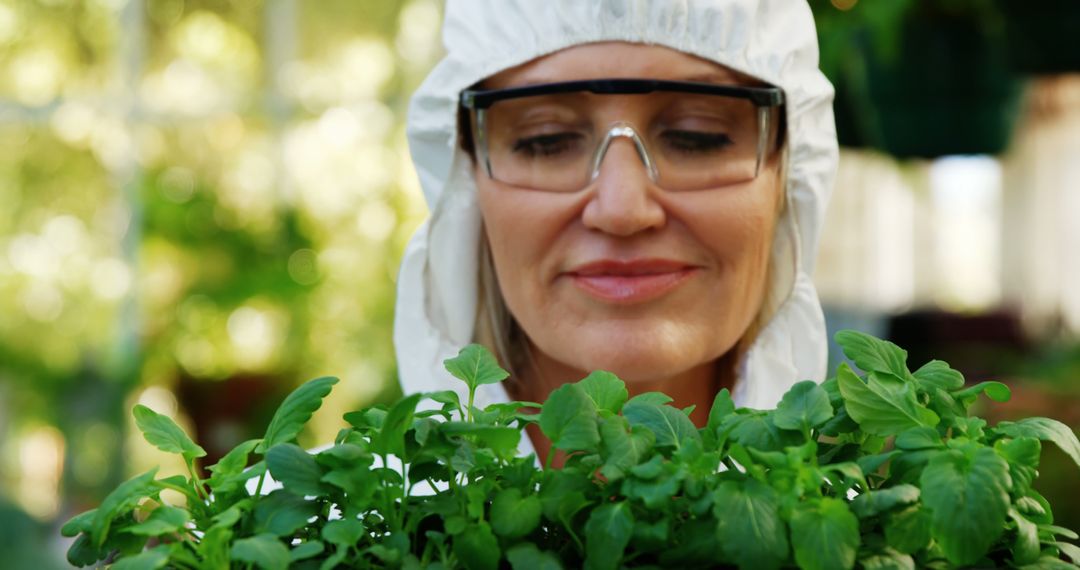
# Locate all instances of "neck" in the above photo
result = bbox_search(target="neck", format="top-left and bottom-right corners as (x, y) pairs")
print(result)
(510, 343), (738, 467)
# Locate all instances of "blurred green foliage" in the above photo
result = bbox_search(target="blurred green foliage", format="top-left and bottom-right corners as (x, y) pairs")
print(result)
(0, 1), (441, 555)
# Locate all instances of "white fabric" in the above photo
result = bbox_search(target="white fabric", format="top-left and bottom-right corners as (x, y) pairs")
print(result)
(394, 0), (838, 439)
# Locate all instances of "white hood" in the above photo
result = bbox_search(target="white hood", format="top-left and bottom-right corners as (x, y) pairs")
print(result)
(394, 0), (838, 418)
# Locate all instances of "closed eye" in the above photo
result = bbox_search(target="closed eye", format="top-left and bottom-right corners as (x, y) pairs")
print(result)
(660, 130), (734, 154)
(511, 132), (585, 158)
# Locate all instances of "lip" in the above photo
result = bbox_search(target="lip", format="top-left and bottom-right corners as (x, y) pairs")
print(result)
(564, 259), (699, 304)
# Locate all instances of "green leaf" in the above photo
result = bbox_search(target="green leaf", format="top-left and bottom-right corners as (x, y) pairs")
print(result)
(449, 441), (477, 473)
(1057, 542), (1080, 565)
(429, 389), (462, 409)
(995, 437), (1041, 492)
(584, 502), (635, 570)
(110, 546), (170, 570)
(108, 528), (148, 556)
(257, 376), (338, 453)
(713, 480), (788, 570)
(850, 485), (920, 519)
(953, 416), (988, 439)
(490, 488), (541, 539)
(884, 506), (931, 554)
(266, 443), (325, 497)
(539, 471), (591, 524)
(253, 490), (321, 537)
(858, 547), (915, 570)
(726, 413), (801, 452)
(578, 370), (628, 414)
(344, 407), (385, 431)
(773, 380), (833, 432)
(629, 454), (664, 479)
(207, 439), (261, 482)
(320, 548), (349, 569)
(920, 446), (1012, 565)
(790, 497), (860, 570)
(66, 533), (107, 566)
(599, 417), (654, 480)
(125, 505), (190, 536)
(322, 518), (365, 547)
(625, 392), (673, 407)
(211, 501), (249, 530)
(208, 458), (264, 497)
(1016, 495), (1048, 521)
(623, 400), (700, 449)
(439, 422), (521, 456)
(706, 388), (735, 436)
(659, 517), (724, 566)
(506, 543), (563, 570)
(857, 450), (901, 476)
(91, 468), (159, 547)
(835, 330), (910, 378)
(912, 360), (965, 391)
(894, 426), (943, 450)
(1016, 556), (1079, 569)
(631, 518), (669, 552)
(836, 364), (939, 436)
(1042, 525), (1080, 540)
(623, 467), (681, 509)
(953, 381), (1012, 403)
(371, 392), (423, 457)
(1009, 508), (1041, 565)
(997, 417), (1080, 471)
(539, 383), (600, 452)
(823, 461), (866, 489)
(923, 387), (967, 424)
(888, 448), (940, 485)
(818, 405), (860, 437)
(444, 344), (509, 391)
(61, 508), (96, 537)
(132, 405), (206, 460)
(453, 522), (500, 570)
(198, 525), (233, 569)
(231, 533), (289, 570)
(290, 541), (325, 562)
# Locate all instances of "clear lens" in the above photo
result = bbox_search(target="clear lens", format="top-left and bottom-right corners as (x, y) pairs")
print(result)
(476, 91), (777, 192)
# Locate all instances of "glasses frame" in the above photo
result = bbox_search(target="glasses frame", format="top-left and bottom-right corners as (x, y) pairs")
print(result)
(459, 79), (786, 191)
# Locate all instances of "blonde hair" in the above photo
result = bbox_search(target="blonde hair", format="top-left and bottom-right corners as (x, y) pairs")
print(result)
(474, 233), (523, 377)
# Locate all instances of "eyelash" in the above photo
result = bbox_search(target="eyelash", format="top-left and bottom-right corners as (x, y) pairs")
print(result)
(661, 130), (734, 153)
(510, 129), (733, 158)
(512, 133), (583, 157)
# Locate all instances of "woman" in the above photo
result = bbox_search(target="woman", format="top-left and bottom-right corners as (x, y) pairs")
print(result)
(394, 0), (837, 462)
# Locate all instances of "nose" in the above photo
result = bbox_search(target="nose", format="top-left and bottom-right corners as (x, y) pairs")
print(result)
(581, 135), (666, 236)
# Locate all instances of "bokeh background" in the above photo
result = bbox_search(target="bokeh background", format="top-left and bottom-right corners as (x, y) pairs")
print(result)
(0, 0), (1077, 566)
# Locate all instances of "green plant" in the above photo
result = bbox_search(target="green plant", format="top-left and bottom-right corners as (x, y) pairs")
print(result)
(63, 331), (1080, 569)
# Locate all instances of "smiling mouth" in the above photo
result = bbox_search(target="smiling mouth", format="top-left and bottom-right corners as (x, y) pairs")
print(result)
(565, 259), (699, 304)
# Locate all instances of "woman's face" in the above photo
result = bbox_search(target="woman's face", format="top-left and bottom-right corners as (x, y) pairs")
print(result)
(475, 42), (783, 384)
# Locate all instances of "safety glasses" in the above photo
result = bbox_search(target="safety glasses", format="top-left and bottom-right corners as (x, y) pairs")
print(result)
(460, 79), (785, 192)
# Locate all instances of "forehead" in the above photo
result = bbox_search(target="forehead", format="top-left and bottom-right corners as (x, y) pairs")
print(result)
(481, 42), (753, 89)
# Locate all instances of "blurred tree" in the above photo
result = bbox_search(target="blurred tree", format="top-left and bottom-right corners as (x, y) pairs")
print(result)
(0, 0), (439, 543)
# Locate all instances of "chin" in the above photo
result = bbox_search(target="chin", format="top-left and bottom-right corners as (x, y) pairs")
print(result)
(558, 321), (729, 384)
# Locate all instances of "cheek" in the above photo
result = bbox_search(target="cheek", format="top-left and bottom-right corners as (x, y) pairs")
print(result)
(683, 186), (780, 330)
(476, 182), (564, 311)
(696, 192), (777, 272)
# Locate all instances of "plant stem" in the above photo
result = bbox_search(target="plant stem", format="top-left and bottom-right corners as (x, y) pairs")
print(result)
(186, 458), (208, 502)
(254, 471), (266, 497)
(467, 390), (475, 424)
